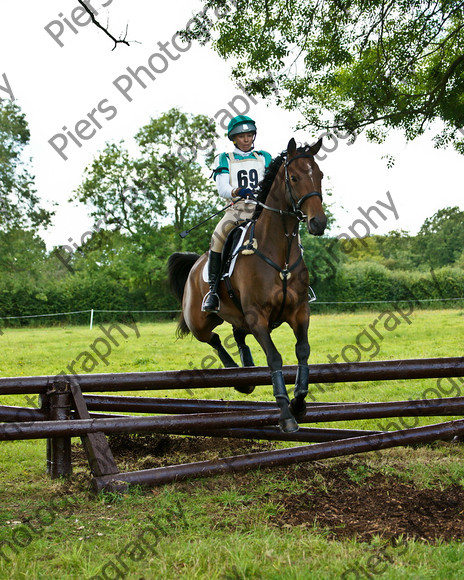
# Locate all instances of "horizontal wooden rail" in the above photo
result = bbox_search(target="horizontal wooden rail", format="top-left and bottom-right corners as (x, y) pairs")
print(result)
(2, 396), (464, 441)
(0, 357), (463, 395)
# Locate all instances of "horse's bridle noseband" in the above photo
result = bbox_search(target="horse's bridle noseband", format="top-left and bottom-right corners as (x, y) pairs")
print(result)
(284, 153), (323, 221)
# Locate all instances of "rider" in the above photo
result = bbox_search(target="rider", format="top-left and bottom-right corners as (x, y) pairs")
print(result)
(202, 115), (272, 312)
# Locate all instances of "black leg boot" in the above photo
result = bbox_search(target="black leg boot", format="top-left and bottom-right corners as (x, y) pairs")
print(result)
(202, 251), (222, 312)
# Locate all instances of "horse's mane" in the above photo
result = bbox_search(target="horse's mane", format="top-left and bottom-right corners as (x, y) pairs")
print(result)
(252, 145), (311, 220)
(252, 152), (285, 219)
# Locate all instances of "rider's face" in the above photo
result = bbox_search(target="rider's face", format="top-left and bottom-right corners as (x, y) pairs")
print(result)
(234, 132), (255, 152)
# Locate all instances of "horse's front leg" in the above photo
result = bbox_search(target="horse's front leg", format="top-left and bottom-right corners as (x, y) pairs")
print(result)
(290, 314), (310, 421)
(247, 312), (299, 433)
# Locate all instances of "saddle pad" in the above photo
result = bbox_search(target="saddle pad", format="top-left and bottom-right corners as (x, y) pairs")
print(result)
(202, 222), (252, 283)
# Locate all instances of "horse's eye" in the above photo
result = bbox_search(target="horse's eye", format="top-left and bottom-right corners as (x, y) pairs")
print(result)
(291, 175), (297, 182)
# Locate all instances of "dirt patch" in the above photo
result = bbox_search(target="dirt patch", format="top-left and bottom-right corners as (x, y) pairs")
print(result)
(271, 463), (464, 542)
(72, 435), (464, 542)
(107, 432), (276, 457)
(104, 433), (277, 468)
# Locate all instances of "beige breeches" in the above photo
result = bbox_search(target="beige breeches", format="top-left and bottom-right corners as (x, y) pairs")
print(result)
(210, 200), (256, 252)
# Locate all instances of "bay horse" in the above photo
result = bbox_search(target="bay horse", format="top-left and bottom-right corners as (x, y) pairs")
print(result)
(168, 138), (326, 432)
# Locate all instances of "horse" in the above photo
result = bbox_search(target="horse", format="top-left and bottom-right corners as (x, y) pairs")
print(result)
(168, 137), (327, 433)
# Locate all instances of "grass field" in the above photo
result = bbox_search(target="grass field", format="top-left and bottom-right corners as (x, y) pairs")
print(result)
(0, 309), (463, 579)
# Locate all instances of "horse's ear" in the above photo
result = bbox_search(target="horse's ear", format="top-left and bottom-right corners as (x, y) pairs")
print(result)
(287, 138), (297, 156)
(308, 137), (323, 156)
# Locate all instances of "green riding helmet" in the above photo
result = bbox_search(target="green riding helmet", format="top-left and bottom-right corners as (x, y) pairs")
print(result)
(227, 115), (257, 140)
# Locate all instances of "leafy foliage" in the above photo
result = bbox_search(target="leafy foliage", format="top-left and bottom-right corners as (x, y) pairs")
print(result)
(185, 0), (464, 150)
(0, 102), (53, 231)
(416, 206), (464, 267)
(73, 108), (218, 242)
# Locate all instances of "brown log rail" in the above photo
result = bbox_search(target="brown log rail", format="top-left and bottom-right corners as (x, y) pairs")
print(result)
(1, 357), (463, 395)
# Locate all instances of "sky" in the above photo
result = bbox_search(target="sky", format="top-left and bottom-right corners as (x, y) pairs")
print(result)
(1, 0), (463, 250)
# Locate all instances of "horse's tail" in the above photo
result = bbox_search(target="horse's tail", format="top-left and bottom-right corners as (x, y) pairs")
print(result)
(167, 252), (200, 338)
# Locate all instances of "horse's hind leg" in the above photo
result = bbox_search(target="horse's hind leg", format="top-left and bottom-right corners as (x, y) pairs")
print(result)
(185, 302), (238, 368)
(209, 332), (239, 368)
(233, 327), (255, 367)
(233, 327), (255, 394)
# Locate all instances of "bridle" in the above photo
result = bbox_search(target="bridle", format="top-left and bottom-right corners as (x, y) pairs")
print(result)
(284, 153), (323, 221)
(256, 152), (323, 222)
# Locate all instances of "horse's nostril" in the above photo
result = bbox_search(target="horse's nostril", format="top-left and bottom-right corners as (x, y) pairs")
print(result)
(309, 217), (327, 236)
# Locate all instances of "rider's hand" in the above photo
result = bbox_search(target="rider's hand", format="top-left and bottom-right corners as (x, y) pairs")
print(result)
(234, 187), (255, 199)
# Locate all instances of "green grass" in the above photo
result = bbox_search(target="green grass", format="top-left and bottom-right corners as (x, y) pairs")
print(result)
(0, 309), (464, 579)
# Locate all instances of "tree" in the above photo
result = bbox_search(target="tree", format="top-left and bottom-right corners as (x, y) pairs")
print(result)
(0, 101), (53, 231)
(416, 206), (464, 267)
(0, 228), (48, 284)
(73, 108), (217, 247)
(72, 142), (154, 236)
(135, 108), (218, 240)
(184, 1), (464, 151)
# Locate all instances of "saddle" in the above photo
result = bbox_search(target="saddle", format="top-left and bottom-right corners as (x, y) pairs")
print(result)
(202, 221), (252, 284)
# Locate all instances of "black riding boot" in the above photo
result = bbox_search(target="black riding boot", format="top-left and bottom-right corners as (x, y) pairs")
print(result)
(202, 251), (222, 312)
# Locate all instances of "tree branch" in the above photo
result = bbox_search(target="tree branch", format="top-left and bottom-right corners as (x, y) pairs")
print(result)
(77, 0), (130, 50)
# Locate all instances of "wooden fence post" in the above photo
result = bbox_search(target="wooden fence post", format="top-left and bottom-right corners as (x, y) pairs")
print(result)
(44, 380), (72, 478)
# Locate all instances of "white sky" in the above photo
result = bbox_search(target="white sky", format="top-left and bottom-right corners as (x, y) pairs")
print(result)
(1, 0), (463, 250)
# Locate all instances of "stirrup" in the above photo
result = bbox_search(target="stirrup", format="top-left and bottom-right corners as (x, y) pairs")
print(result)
(202, 291), (220, 312)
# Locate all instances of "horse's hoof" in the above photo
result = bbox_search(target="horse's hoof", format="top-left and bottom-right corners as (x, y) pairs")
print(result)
(290, 398), (307, 422)
(234, 385), (255, 394)
(279, 416), (299, 433)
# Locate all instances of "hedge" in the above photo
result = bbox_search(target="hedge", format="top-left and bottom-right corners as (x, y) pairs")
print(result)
(1, 263), (462, 326)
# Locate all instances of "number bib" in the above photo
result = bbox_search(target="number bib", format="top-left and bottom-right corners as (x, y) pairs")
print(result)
(228, 153), (266, 191)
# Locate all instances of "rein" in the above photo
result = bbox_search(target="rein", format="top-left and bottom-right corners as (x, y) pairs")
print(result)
(254, 152), (322, 221)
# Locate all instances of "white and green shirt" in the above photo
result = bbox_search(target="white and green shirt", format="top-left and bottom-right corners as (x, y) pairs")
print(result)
(213, 147), (272, 200)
